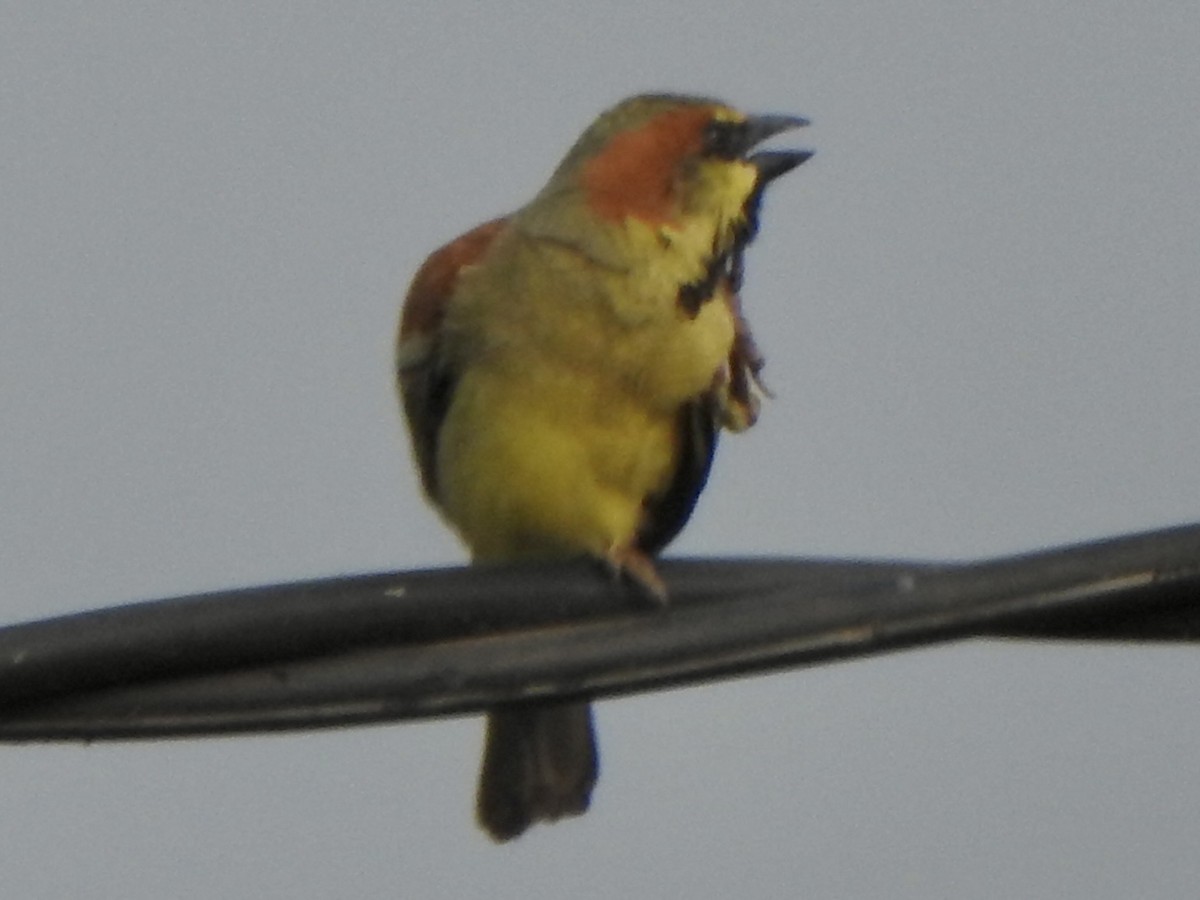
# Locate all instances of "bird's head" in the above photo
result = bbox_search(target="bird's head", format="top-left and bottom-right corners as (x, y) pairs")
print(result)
(517, 93), (811, 282)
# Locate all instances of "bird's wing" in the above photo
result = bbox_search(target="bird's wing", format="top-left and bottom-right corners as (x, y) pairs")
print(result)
(396, 217), (509, 500)
(636, 282), (768, 554)
(635, 397), (719, 555)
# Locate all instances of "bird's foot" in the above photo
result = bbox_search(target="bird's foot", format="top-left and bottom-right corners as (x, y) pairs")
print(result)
(605, 544), (669, 605)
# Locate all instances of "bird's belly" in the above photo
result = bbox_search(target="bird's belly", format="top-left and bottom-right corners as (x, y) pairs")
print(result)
(435, 365), (677, 563)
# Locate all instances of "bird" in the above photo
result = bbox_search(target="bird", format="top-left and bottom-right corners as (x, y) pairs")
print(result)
(395, 92), (810, 841)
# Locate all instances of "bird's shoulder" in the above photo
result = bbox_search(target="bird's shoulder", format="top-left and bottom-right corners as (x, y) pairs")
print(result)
(396, 216), (509, 499)
(398, 216), (510, 358)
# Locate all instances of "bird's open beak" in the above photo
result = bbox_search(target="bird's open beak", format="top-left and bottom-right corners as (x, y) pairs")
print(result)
(741, 114), (812, 183)
(749, 148), (813, 183)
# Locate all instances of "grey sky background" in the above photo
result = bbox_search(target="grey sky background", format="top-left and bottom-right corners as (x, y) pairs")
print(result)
(3, 3), (1199, 897)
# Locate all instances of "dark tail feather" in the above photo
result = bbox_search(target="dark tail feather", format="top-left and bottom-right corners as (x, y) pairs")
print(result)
(476, 700), (598, 842)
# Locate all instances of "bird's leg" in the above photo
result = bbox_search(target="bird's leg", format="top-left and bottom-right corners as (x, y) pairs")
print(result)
(604, 543), (669, 605)
(714, 288), (770, 432)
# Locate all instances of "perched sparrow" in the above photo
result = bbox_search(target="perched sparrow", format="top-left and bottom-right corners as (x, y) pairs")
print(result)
(396, 93), (810, 841)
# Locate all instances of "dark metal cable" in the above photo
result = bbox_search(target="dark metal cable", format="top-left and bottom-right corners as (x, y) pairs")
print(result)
(1, 523), (1198, 742)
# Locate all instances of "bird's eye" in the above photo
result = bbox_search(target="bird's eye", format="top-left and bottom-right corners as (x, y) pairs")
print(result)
(702, 120), (747, 160)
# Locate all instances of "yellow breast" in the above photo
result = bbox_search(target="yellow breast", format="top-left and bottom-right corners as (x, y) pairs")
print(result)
(434, 229), (735, 562)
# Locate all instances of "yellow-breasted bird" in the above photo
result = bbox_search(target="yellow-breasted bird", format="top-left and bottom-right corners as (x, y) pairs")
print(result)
(396, 93), (810, 841)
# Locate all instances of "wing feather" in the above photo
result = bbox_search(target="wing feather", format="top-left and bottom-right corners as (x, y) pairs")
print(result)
(396, 217), (509, 500)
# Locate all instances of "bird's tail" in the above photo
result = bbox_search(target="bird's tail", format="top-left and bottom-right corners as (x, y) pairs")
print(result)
(476, 700), (598, 841)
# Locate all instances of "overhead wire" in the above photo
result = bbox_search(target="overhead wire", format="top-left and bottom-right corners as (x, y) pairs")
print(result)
(1, 523), (1198, 742)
